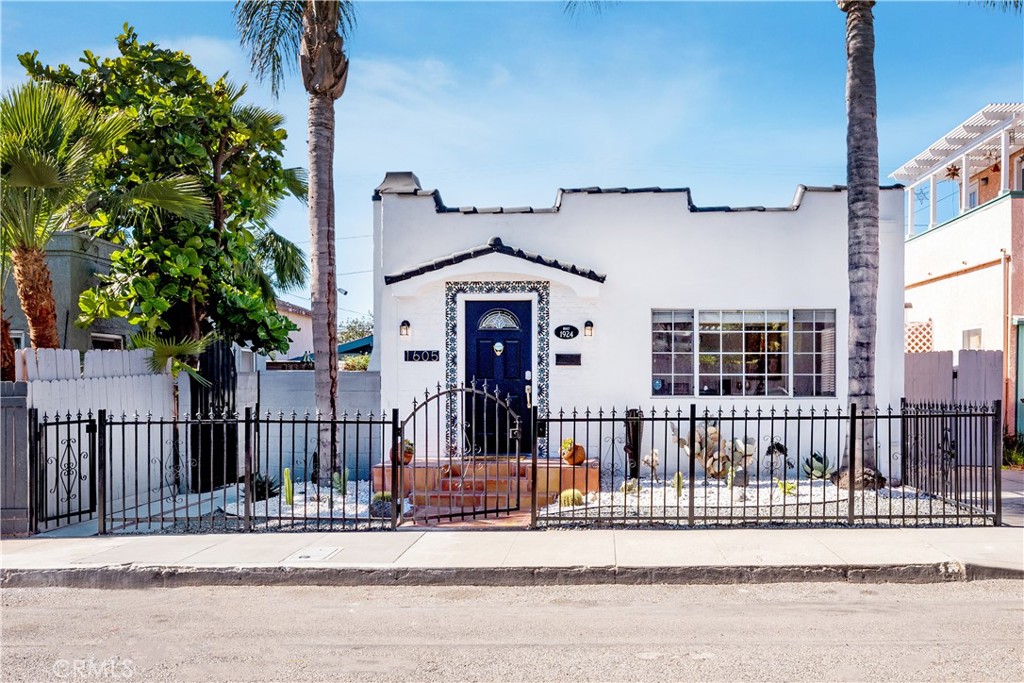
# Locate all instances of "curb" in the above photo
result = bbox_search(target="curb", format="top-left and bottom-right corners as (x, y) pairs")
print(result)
(2, 561), (1001, 588)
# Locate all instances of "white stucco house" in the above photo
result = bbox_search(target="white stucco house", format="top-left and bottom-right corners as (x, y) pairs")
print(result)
(369, 172), (906, 426)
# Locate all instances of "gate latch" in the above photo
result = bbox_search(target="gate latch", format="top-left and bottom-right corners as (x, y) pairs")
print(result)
(509, 427), (522, 440)
(86, 422), (97, 435)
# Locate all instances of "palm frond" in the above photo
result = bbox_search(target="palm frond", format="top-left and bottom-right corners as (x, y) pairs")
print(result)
(234, 103), (286, 132)
(256, 227), (308, 291)
(281, 166), (308, 204)
(234, 0), (305, 97)
(564, 0), (613, 17)
(103, 176), (212, 226)
(965, 0), (1023, 11)
(130, 332), (214, 386)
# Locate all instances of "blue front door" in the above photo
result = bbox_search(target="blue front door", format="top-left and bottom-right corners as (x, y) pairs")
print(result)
(465, 300), (532, 454)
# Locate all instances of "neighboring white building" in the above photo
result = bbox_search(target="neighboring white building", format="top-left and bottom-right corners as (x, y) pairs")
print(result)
(370, 172), (906, 423)
(893, 103), (1023, 434)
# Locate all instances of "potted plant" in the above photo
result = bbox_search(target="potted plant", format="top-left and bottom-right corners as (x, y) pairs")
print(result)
(560, 437), (586, 466)
(390, 438), (415, 465)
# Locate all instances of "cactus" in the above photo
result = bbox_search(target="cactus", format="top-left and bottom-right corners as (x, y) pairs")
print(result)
(283, 468), (294, 506)
(671, 472), (685, 498)
(559, 488), (584, 507)
(332, 468), (349, 496)
(371, 491), (392, 503)
(802, 452), (834, 480)
(619, 478), (641, 495)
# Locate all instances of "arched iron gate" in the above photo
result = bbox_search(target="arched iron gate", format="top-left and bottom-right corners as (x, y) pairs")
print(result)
(395, 383), (528, 525)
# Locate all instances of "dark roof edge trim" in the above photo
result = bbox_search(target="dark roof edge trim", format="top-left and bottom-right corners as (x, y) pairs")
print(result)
(373, 175), (905, 214)
(384, 237), (607, 285)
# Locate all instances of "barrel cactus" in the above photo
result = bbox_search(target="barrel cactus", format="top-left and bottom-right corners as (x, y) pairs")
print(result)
(559, 488), (584, 507)
(802, 451), (834, 480)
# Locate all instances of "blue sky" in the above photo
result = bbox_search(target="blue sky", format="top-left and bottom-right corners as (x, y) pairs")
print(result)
(2, 1), (1022, 316)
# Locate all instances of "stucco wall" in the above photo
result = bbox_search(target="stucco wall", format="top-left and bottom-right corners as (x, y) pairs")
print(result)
(905, 196), (1013, 354)
(373, 178), (906, 419)
(281, 311), (313, 359)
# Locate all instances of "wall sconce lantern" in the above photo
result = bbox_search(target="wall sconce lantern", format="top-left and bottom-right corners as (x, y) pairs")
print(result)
(584, 320), (594, 337)
(399, 320), (411, 337)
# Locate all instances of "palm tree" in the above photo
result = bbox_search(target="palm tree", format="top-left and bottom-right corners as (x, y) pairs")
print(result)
(836, 0), (883, 488)
(234, 1), (354, 480)
(0, 82), (210, 350)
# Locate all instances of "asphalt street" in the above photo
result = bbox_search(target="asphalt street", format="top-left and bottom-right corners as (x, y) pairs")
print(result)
(2, 581), (1022, 682)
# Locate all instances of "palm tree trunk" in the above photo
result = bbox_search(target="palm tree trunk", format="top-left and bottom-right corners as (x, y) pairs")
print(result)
(11, 246), (60, 349)
(1, 315), (15, 381)
(308, 91), (338, 481)
(839, 0), (881, 488)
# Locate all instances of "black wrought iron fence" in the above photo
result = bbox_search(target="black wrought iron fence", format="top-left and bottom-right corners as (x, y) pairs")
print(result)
(30, 408), (396, 534)
(533, 401), (1002, 528)
(27, 397), (1003, 534)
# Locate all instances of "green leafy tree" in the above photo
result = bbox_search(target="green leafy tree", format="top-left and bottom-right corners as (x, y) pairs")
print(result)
(0, 81), (210, 354)
(20, 26), (307, 355)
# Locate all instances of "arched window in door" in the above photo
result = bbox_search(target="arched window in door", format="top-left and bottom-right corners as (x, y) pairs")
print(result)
(477, 309), (521, 331)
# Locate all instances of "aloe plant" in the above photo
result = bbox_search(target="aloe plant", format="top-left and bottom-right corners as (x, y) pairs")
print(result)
(802, 452), (834, 480)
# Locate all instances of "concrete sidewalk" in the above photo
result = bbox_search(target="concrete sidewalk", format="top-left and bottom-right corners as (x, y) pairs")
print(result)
(2, 525), (1021, 588)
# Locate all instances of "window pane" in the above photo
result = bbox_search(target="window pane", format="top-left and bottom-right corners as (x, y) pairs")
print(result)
(766, 377), (789, 396)
(673, 378), (692, 396)
(721, 332), (743, 352)
(673, 332), (693, 351)
(652, 376), (671, 395)
(794, 354), (815, 374)
(722, 354), (743, 373)
(766, 354), (787, 375)
(699, 333), (720, 352)
(653, 332), (672, 352)
(699, 311), (721, 326)
(673, 355), (693, 375)
(766, 310), (788, 324)
(699, 376), (720, 395)
(721, 376), (743, 396)
(699, 355), (720, 373)
(745, 354), (765, 373)
(743, 377), (766, 396)
(653, 354), (672, 373)
(653, 311), (674, 326)
(793, 333), (815, 353)
(745, 332), (765, 351)
(793, 375), (814, 396)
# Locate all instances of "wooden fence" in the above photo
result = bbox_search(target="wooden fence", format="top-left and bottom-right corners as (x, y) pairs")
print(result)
(905, 349), (1002, 404)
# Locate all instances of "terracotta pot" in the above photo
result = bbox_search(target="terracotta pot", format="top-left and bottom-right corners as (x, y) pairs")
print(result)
(561, 443), (586, 466)
(390, 445), (414, 465)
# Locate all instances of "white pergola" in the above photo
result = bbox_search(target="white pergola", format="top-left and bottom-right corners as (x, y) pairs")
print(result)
(890, 103), (1024, 235)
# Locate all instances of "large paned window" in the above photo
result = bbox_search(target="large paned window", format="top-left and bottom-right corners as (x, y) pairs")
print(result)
(651, 310), (693, 396)
(792, 309), (836, 397)
(651, 309), (836, 398)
